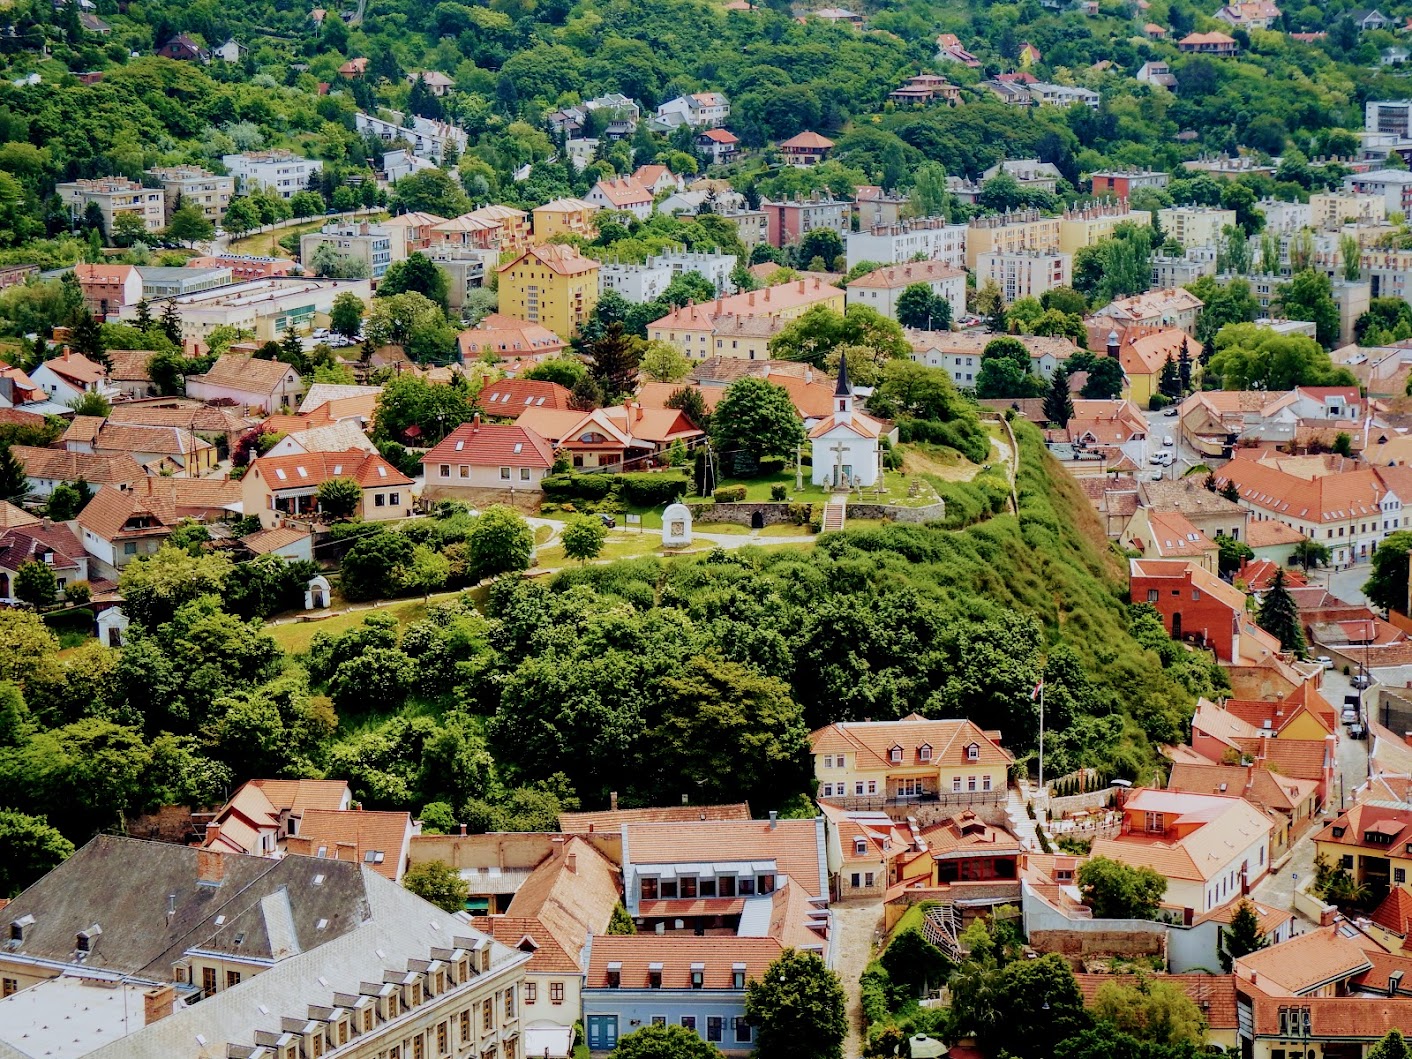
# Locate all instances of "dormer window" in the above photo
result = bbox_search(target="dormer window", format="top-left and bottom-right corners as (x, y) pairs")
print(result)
(647, 965), (663, 989)
(919, 744), (932, 763)
(1332, 826), (1346, 838)
(691, 964), (705, 989)
(607, 963), (621, 988)
(732, 964), (746, 989)
(889, 745), (903, 764)
(854, 838), (868, 856)
(966, 743), (980, 761)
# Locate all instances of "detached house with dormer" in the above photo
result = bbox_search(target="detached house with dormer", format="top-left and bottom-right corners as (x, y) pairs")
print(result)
(809, 715), (1015, 816)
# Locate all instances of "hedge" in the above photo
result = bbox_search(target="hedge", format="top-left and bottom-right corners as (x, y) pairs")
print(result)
(541, 473), (614, 501)
(618, 472), (688, 507)
(713, 485), (747, 502)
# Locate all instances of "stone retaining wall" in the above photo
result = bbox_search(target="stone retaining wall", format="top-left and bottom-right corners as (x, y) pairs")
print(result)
(846, 502), (947, 524)
(686, 501), (813, 526)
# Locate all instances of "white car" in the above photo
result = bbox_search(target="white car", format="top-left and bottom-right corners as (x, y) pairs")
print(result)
(1162, 436), (1174, 447)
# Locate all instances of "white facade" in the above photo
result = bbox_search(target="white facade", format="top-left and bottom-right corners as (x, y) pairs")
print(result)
(222, 151), (324, 199)
(908, 338), (982, 388)
(299, 223), (393, 280)
(975, 250), (1072, 302)
(382, 149), (436, 183)
(845, 269), (966, 323)
(119, 277), (372, 341)
(599, 260), (673, 303)
(1158, 206), (1238, 248)
(654, 251), (737, 293)
(354, 111), (468, 163)
(845, 219), (968, 269)
(811, 371), (881, 488)
(29, 360), (118, 406)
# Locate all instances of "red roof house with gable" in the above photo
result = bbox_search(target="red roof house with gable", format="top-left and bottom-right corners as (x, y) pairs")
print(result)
(419, 418), (556, 497)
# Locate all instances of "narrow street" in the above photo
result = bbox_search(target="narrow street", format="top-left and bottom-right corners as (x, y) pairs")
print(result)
(831, 900), (884, 1059)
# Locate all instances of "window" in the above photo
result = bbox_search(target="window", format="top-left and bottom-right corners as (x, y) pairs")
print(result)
(854, 782), (864, 796)
(648, 969), (662, 989)
(732, 968), (746, 989)
(459, 465), (469, 478)
(1341, 854), (1354, 869)
(460, 1012), (470, 1044)
(889, 746), (903, 763)
(641, 878), (658, 900)
(437, 1022), (448, 1055)
(225, 970), (241, 988)
(524, 982), (537, 1003)
(734, 1019), (753, 1043)
(719, 876), (737, 898)
(651, 1016), (666, 1027)
(1192, 589), (1201, 601)
(520, 468), (531, 481)
(505, 986), (516, 1018)
(681, 875), (698, 899)
(707, 1018), (724, 1042)
(982, 775), (992, 792)
(855, 838), (868, 856)
(759, 873), (775, 893)
(738, 877), (756, 896)
(363, 1007), (374, 1033)
(1147, 588), (1159, 602)
(550, 981), (564, 1004)
(484, 1001), (494, 1031)
(824, 755), (833, 769)
(822, 783), (833, 797)
(700, 878), (717, 897)
(1398, 868), (1407, 884)
(681, 1016), (697, 1032)
(375, 494), (386, 507)
(202, 967), (217, 996)
(500, 467), (511, 480)
(968, 776), (977, 792)
(660, 880), (678, 899)
(953, 776), (962, 792)
(413, 1035), (424, 1059)
(125, 542), (137, 555)
(851, 872), (861, 887)
(967, 744), (980, 761)
(1, 979), (16, 998)
(389, 493), (400, 505)
(865, 872), (875, 886)
(439, 464), (450, 477)
(919, 744), (932, 762)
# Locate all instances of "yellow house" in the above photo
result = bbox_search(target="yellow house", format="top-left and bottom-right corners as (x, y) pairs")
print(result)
(809, 715), (1014, 810)
(498, 244), (601, 338)
(965, 212), (1061, 271)
(1313, 803), (1412, 894)
(646, 278), (847, 359)
(531, 197), (599, 242)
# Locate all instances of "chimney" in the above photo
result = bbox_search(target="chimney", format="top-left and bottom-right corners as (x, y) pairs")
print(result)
(797, 279), (805, 293)
(769, 810), (778, 830)
(610, 791), (619, 811)
(336, 840), (357, 862)
(1246, 761), (1255, 791)
(459, 823), (467, 836)
(204, 822), (220, 848)
(196, 848), (226, 886)
(144, 984), (175, 1025)
(472, 412), (480, 432)
(748, 291), (755, 307)
(634, 402), (643, 423)
(551, 835), (566, 858)
(566, 853), (577, 875)
(1107, 330), (1121, 359)
(285, 835), (312, 855)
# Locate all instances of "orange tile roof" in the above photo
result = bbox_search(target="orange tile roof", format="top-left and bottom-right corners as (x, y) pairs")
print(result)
(560, 804), (752, 832)
(293, 808), (414, 881)
(808, 409), (884, 439)
(649, 278), (843, 329)
(247, 448), (412, 491)
(241, 525), (311, 554)
(191, 354), (302, 393)
(779, 131), (836, 150)
(626, 818), (826, 898)
(0, 500), (39, 530)
(473, 915), (581, 973)
(251, 778), (349, 811)
(1192, 895), (1294, 935)
(10, 446), (147, 488)
(1091, 788), (1272, 882)
(1314, 803), (1412, 855)
(479, 379), (574, 417)
(1075, 974), (1238, 1029)
(457, 314), (566, 359)
(1372, 886), (1412, 936)
(499, 243), (600, 277)
(1181, 30), (1238, 44)
(421, 421), (555, 468)
(105, 349), (156, 383)
(1251, 995), (1412, 1038)
(1217, 452), (1387, 525)
(1145, 510), (1219, 558)
(810, 715), (1016, 772)
(920, 810), (1024, 858)
(847, 261), (965, 290)
(1234, 737), (1331, 782)
(505, 837), (622, 967)
(584, 935), (783, 989)
(1235, 926), (1373, 995)
(40, 349), (108, 386)
(592, 177), (653, 208)
(1167, 761), (1318, 814)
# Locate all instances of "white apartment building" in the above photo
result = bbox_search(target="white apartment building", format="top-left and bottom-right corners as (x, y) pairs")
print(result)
(1256, 198), (1312, 234)
(355, 111), (469, 163)
(222, 150), (324, 199)
(1158, 206), (1238, 248)
(845, 217), (968, 269)
(846, 260), (967, 322)
(1344, 168), (1412, 215)
(599, 259), (673, 302)
(975, 250), (1072, 302)
(1151, 245), (1218, 289)
(56, 177), (166, 234)
(1309, 191), (1387, 228)
(1028, 82), (1100, 109)
(1367, 99), (1412, 138)
(146, 165), (235, 222)
(300, 222), (394, 280)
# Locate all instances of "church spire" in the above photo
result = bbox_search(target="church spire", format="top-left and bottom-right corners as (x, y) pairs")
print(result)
(834, 353), (853, 419)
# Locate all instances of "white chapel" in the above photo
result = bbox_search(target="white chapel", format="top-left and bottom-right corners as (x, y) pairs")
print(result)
(810, 354), (883, 489)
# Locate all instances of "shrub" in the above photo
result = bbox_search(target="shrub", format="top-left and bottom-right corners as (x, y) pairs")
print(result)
(770, 484), (788, 501)
(786, 503), (812, 525)
(758, 457), (786, 477)
(860, 963), (892, 1028)
(619, 472), (688, 507)
(713, 485), (747, 503)
(541, 473), (614, 501)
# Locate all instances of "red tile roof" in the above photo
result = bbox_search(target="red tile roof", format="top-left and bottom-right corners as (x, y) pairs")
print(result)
(1235, 926), (1373, 996)
(810, 715), (1015, 772)
(584, 935), (783, 989)
(419, 422), (555, 469)
(626, 818), (826, 899)
(560, 804), (752, 832)
(779, 131), (836, 150)
(1372, 886), (1412, 936)
(478, 379), (573, 418)
(248, 448), (413, 491)
(292, 808), (414, 881)
(499, 243), (600, 278)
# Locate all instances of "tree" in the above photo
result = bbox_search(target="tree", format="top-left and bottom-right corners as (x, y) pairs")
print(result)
(1091, 976), (1207, 1046)
(1219, 898), (1268, 971)
(525, 356), (588, 389)
(744, 948), (847, 1059)
(389, 168), (471, 217)
(587, 323), (641, 399)
(1177, 339), (1192, 394)
(1257, 568), (1306, 654)
(1158, 354), (1181, 400)
(1291, 538), (1332, 573)
(1044, 368), (1075, 427)
(795, 228), (843, 270)
(330, 291), (365, 340)
(316, 477), (363, 521)
(607, 903), (637, 935)
(909, 161), (949, 218)
(165, 204), (215, 247)
(1214, 533), (1254, 578)
(711, 376), (807, 475)
(222, 196), (259, 237)
(1277, 270), (1342, 348)
(0, 810), (74, 897)
(468, 506), (534, 581)
(638, 341), (691, 383)
(1369, 1031), (1412, 1059)
(768, 304), (909, 375)
(70, 311), (108, 369)
(561, 514), (608, 563)
(1208, 324), (1357, 390)
(881, 927), (952, 997)
(976, 337), (1043, 400)
(111, 211), (150, 248)
(0, 447), (27, 504)
(949, 950), (1088, 1059)
(402, 860), (470, 913)
(117, 545), (232, 630)
(1367, 531), (1412, 614)
(379, 253), (450, 310)
(608, 1024), (725, 1059)
(14, 560), (58, 608)
(666, 386), (710, 431)
(896, 283), (952, 331)
(160, 301), (183, 346)
(373, 373), (477, 446)
(1078, 856), (1167, 919)
(1082, 355), (1125, 400)
(45, 479), (91, 521)
(68, 391), (111, 417)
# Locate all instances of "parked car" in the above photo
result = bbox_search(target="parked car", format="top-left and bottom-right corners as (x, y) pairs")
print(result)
(597, 513), (617, 528)
(1315, 655), (1333, 670)
(1349, 723), (1367, 740)
(1162, 436), (1175, 447)
(1342, 707), (1359, 725)
(1353, 673), (1371, 689)
(1162, 406), (1178, 417)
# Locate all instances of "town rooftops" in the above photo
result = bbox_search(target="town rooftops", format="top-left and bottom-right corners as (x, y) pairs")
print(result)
(650, 278), (842, 330)
(11, 445), (148, 489)
(1074, 973), (1238, 1029)
(248, 448), (413, 490)
(1167, 760), (1319, 814)
(498, 243), (600, 277)
(1372, 886), (1412, 936)
(1215, 453), (1389, 524)
(1129, 557), (1250, 613)
(477, 379), (573, 416)
(592, 177), (654, 208)
(625, 817), (827, 899)
(1089, 787), (1273, 882)
(560, 803), (753, 832)
(1143, 509), (1219, 559)
(531, 197), (598, 215)
(287, 808), (416, 881)
(1234, 925), (1374, 996)
(457, 313), (567, 359)
(846, 261), (965, 289)
(0, 499), (40, 530)
(420, 421), (555, 468)
(1314, 803), (1412, 855)
(498, 836), (622, 971)
(0, 520), (85, 573)
(811, 715), (1014, 773)
(39, 349), (109, 386)
(240, 525), (311, 555)
(584, 935), (783, 989)
(1245, 519), (1307, 548)
(189, 353), (301, 394)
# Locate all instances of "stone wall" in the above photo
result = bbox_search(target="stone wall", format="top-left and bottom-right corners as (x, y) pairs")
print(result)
(846, 502), (947, 524)
(1029, 928), (1168, 967)
(686, 501), (813, 526)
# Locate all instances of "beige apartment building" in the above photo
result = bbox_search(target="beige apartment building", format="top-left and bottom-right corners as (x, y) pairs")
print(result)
(1057, 202), (1153, 254)
(147, 165), (235, 222)
(965, 209), (1061, 270)
(56, 177), (166, 234)
(1157, 206), (1237, 249)
(975, 249), (1072, 302)
(1308, 191), (1386, 229)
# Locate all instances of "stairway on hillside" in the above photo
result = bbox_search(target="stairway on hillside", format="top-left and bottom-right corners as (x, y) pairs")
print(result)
(1006, 782), (1044, 853)
(822, 499), (847, 532)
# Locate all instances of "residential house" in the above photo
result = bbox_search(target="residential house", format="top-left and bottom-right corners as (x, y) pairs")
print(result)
(9, 445), (146, 499)
(283, 807), (421, 882)
(1213, 1), (1282, 29)
(1099, 325), (1194, 407)
(1136, 60), (1178, 88)
(478, 379), (574, 420)
(809, 715), (1014, 815)
(696, 128), (740, 165)
(0, 519), (89, 601)
(146, 165), (234, 223)
(300, 221), (393, 280)
(1234, 925), (1377, 997)
(0, 835), (527, 1059)
(407, 70), (455, 96)
(243, 448), (413, 529)
(889, 74), (961, 106)
(1315, 803), (1412, 893)
(498, 244), (601, 339)
(759, 192), (850, 249)
(155, 32), (208, 60)
(185, 353), (303, 412)
(975, 250), (1073, 302)
(935, 33), (982, 66)
(715, 207), (770, 250)
(981, 77), (1036, 105)
(1095, 287), (1205, 333)
(1075, 975), (1240, 1051)
(337, 56), (369, 77)
(56, 177), (166, 234)
(208, 37), (243, 62)
(516, 404), (700, 470)
(1143, 22), (1168, 38)
(353, 111), (468, 164)
(262, 420), (378, 458)
(1139, 475), (1250, 542)
(632, 165), (685, 196)
(474, 837), (622, 1056)
(1058, 202), (1153, 254)
(819, 803), (915, 900)
(420, 419), (556, 498)
(456, 313), (567, 365)
(531, 198), (600, 242)
(379, 211), (446, 260)
(921, 810), (1025, 886)
(587, 177), (655, 220)
(184, 254), (296, 280)
(1090, 788), (1273, 919)
(778, 131), (836, 167)
(853, 186), (910, 231)
(1028, 82), (1101, 109)
(1178, 31), (1240, 54)
(907, 330), (1077, 387)
(1167, 761), (1321, 857)
(1213, 451), (1403, 568)
(647, 279), (846, 360)
(1123, 508), (1221, 573)
(29, 349), (118, 406)
(1349, 8), (1393, 30)
(1128, 558), (1283, 664)
(845, 261), (966, 324)
(1246, 517), (1308, 562)
(62, 415), (217, 475)
(813, 6), (865, 27)
(221, 149), (323, 199)
(1344, 169), (1412, 215)
(239, 525), (313, 562)
(84, 474), (239, 560)
(72, 262), (143, 317)
(653, 92), (730, 129)
(105, 401), (259, 459)
(200, 778), (352, 857)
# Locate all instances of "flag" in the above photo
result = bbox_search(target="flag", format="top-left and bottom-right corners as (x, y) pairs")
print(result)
(1032, 681), (1043, 701)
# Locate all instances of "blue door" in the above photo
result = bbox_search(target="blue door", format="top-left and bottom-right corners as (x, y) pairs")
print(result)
(587, 1016), (619, 1050)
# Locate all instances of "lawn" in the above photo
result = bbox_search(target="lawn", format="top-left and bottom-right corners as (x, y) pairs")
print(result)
(227, 212), (388, 257)
(265, 596), (433, 654)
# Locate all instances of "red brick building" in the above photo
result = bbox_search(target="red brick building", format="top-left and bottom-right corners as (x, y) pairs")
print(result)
(1129, 557), (1280, 663)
